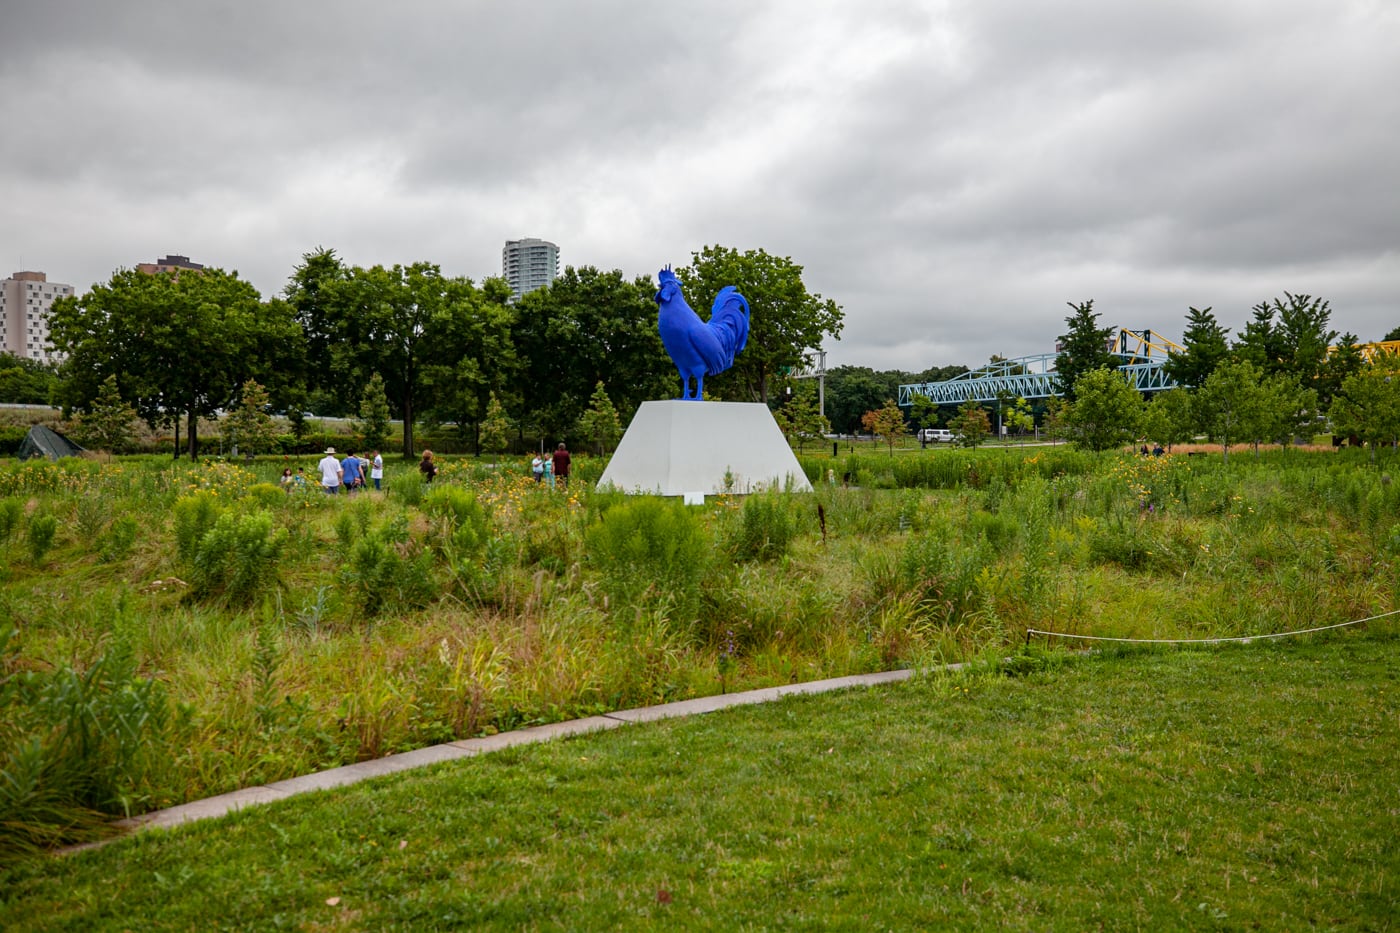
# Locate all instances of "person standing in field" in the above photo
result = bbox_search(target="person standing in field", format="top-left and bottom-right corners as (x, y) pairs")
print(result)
(370, 450), (384, 491)
(317, 447), (342, 495)
(342, 451), (363, 495)
(552, 442), (571, 489)
(531, 452), (544, 484)
(419, 449), (438, 483)
(543, 453), (554, 490)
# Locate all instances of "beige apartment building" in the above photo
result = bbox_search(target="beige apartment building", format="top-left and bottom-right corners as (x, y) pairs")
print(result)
(0, 270), (73, 363)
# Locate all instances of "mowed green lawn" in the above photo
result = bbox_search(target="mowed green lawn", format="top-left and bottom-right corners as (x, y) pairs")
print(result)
(3, 633), (1396, 931)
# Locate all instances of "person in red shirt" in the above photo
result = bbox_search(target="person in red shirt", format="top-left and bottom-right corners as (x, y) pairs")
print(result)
(552, 443), (571, 488)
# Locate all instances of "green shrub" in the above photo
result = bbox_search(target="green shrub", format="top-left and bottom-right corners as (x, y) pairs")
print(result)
(190, 510), (287, 605)
(730, 491), (803, 561)
(26, 513), (57, 564)
(73, 496), (110, 539)
(898, 529), (991, 625)
(388, 472), (424, 507)
(585, 498), (709, 620)
(246, 482), (286, 509)
(340, 516), (436, 618)
(0, 497), (22, 543)
(424, 485), (490, 554)
(172, 493), (224, 564)
(98, 515), (138, 563)
(0, 629), (174, 855)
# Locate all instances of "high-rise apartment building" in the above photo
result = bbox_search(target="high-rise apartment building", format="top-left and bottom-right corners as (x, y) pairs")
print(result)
(502, 238), (559, 300)
(0, 271), (73, 363)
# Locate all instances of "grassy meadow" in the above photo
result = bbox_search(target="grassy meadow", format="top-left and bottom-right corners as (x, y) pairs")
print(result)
(1, 443), (1398, 860)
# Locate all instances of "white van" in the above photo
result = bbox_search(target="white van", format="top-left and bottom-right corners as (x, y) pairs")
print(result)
(919, 428), (955, 443)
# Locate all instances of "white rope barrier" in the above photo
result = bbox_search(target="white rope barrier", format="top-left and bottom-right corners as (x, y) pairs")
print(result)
(1025, 607), (1400, 646)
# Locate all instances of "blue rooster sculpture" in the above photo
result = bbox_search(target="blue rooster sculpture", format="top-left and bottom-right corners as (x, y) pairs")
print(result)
(655, 266), (751, 401)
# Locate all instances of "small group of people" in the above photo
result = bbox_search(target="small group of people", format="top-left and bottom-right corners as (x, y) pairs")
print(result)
(1139, 443), (1165, 457)
(307, 447), (385, 495)
(530, 443), (571, 490)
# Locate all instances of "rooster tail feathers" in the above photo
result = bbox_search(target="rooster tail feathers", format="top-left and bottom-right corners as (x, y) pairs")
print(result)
(709, 286), (751, 360)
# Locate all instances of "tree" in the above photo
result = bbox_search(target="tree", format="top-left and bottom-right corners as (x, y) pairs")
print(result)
(951, 400), (991, 448)
(284, 247), (350, 414)
(356, 373), (392, 453)
(908, 394), (939, 436)
(221, 379), (279, 456)
(1385, 326), (1400, 342)
(577, 382), (622, 456)
(1329, 352), (1400, 461)
(1139, 388), (1194, 451)
(678, 246), (844, 404)
(0, 353), (57, 405)
(1004, 397), (1035, 438)
(512, 266), (670, 441)
(826, 366), (901, 435)
(1196, 359), (1267, 463)
(1061, 368), (1143, 452)
(479, 391), (513, 457)
(861, 399), (907, 455)
(49, 267), (299, 459)
(419, 277), (518, 455)
(332, 263), (469, 458)
(1317, 333), (1365, 407)
(1235, 293), (1337, 392)
(74, 374), (137, 453)
(1163, 306), (1231, 389)
(774, 380), (829, 451)
(1055, 300), (1117, 402)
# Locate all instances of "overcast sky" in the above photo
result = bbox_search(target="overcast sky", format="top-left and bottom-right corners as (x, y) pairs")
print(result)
(3, 0), (1397, 372)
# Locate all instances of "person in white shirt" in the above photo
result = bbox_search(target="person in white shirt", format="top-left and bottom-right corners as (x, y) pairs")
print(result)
(317, 447), (343, 495)
(370, 450), (384, 491)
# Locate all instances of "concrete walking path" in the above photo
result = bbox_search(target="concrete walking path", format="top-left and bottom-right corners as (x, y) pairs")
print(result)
(94, 668), (922, 843)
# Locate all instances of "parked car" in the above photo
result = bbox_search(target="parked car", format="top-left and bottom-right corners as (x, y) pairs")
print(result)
(919, 428), (956, 443)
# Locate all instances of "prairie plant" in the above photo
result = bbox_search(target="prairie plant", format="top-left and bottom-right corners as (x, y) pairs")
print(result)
(26, 513), (57, 565)
(0, 497), (22, 543)
(190, 510), (287, 605)
(729, 490), (802, 561)
(0, 629), (174, 854)
(585, 497), (709, 622)
(340, 516), (436, 618)
(172, 492), (223, 564)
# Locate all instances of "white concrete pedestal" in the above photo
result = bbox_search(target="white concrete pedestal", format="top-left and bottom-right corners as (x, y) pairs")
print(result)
(597, 400), (813, 497)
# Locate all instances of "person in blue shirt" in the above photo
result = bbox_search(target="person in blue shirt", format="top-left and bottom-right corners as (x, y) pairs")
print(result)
(342, 451), (363, 494)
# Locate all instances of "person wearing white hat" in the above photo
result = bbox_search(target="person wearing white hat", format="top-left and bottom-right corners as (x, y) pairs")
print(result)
(317, 446), (343, 495)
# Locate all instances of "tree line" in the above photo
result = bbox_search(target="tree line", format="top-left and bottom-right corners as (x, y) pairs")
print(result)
(37, 245), (842, 458)
(889, 296), (1400, 460)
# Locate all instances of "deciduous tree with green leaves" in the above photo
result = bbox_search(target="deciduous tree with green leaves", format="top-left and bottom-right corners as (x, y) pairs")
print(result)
(1328, 352), (1400, 462)
(679, 246), (844, 404)
(512, 267), (669, 440)
(1063, 368), (1143, 452)
(1139, 388), (1194, 452)
(951, 400), (991, 448)
(1196, 359), (1267, 463)
(861, 399), (907, 455)
(49, 267), (299, 459)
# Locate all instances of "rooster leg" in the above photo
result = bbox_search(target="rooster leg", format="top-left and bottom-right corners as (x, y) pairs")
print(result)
(694, 373), (704, 401)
